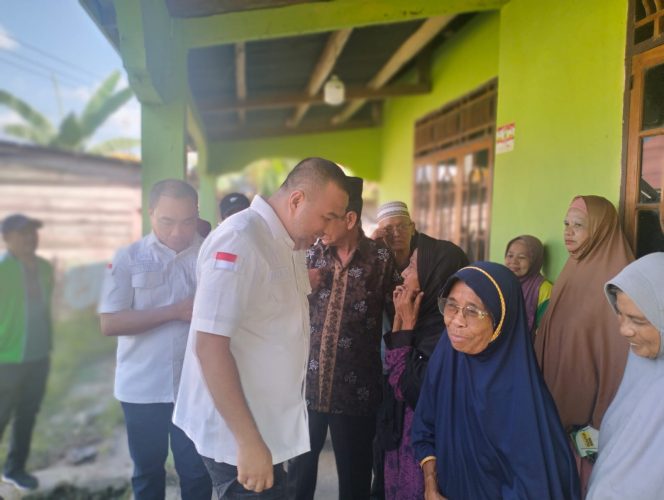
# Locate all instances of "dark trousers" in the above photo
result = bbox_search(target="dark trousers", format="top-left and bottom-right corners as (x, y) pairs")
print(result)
(287, 409), (376, 500)
(0, 358), (50, 475)
(121, 402), (212, 500)
(202, 457), (286, 499)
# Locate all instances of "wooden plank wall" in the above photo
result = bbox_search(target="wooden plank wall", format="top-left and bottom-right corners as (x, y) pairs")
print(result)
(0, 145), (141, 268)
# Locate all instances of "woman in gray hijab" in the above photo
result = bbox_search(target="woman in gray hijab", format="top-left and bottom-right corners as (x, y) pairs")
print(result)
(586, 252), (664, 499)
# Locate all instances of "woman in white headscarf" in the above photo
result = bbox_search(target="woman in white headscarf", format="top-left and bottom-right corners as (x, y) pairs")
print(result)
(586, 252), (664, 499)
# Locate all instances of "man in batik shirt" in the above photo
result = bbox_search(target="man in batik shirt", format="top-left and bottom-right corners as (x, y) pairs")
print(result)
(288, 177), (398, 500)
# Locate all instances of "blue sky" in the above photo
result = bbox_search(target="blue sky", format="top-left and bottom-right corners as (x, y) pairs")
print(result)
(0, 0), (140, 153)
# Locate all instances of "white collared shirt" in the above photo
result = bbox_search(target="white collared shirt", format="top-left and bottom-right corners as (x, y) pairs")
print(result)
(98, 232), (203, 403)
(173, 196), (311, 465)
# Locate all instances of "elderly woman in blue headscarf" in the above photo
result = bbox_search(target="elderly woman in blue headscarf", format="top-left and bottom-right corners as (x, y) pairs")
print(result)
(412, 262), (580, 499)
(586, 252), (664, 499)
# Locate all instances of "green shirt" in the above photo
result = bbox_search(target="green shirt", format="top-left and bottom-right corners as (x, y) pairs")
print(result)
(0, 252), (53, 364)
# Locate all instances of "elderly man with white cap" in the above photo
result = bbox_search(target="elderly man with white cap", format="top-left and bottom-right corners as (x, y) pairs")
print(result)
(372, 201), (419, 271)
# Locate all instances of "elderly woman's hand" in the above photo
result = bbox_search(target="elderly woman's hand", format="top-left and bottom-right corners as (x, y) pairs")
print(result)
(422, 460), (446, 500)
(393, 285), (423, 331)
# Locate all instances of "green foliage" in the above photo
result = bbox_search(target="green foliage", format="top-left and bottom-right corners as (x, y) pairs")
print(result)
(0, 71), (137, 155)
(217, 158), (298, 197)
(0, 89), (54, 143)
(89, 137), (141, 156)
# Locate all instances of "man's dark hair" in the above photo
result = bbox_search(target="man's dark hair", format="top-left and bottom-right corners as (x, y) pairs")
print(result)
(219, 192), (251, 220)
(345, 176), (364, 218)
(280, 157), (349, 198)
(149, 179), (198, 209)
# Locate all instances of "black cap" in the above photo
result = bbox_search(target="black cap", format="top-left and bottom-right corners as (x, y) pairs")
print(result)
(219, 193), (251, 220)
(1, 213), (43, 236)
(345, 177), (364, 217)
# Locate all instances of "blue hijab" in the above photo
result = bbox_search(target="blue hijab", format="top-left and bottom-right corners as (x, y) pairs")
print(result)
(412, 262), (580, 499)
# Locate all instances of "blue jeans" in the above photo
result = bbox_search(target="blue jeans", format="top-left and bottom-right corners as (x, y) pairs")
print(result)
(121, 402), (212, 500)
(201, 457), (286, 499)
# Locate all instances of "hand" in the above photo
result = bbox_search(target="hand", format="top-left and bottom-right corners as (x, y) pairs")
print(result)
(423, 461), (446, 500)
(370, 227), (387, 242)
(394, 285), (423, 330)
(173, 296), (194, 322)
(392, 286), (405, 331)
(237, 439), (274, 493)
(308, 268), (322, 290)
(425, 489), (446, 500)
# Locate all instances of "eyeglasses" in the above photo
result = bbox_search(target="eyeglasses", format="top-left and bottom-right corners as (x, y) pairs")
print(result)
(438, 297), (491, 322)
(382, 223), (413, 235)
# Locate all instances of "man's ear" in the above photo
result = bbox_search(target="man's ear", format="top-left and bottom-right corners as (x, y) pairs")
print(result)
(346, 211), (358, 230)
(288, 189), (305, 213)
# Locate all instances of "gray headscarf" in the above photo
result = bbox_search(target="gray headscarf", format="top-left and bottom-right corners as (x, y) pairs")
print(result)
(587, 252), (664, 499)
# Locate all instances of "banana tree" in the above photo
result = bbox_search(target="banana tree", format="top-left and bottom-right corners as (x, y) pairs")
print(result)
(0, 70), (139, 155)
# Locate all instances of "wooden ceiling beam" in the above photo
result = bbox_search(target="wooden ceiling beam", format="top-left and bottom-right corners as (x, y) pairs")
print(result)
(235, 42), (247, 125)
(166, 0), (323, 18)
(332, 15), (454, 125)
(287, 28), (353, 128)
(181, 0), (508, 47)
(203, 82), (431, 113)
(210, 117), (380, 142)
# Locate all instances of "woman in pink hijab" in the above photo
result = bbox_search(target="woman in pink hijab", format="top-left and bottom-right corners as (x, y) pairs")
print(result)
(504, 235), (552, 335)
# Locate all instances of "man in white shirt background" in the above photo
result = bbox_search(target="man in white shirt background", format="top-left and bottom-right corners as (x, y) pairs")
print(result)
(99, 179), (212, 500)
(174, 157), (350, 499)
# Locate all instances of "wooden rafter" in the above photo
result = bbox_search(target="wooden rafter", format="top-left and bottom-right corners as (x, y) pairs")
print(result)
(166, 0), (325, 18)
(287, 28), (353, 128)
(203, 82), (431, 113)
(211, 117), (379, 141)
(181, 0), (508, 47)
(235, 42), (247, 125)
(331, 15), (454, 125)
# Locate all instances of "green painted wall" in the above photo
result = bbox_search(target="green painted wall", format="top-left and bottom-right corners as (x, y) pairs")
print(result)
(490, 0), (628, 278)
(379, 12), (501, 202)
(207, 127), (382, 180)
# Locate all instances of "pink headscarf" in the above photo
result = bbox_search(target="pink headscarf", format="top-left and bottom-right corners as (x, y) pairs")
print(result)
(505, 235), (545, 332)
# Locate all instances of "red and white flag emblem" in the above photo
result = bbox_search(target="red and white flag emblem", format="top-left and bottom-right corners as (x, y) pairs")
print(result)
(214, 251), (238, 271)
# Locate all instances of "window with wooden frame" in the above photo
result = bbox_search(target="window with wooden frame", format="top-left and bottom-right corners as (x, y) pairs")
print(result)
(413, 80), (497, 261)
(623, 0), (664, 256)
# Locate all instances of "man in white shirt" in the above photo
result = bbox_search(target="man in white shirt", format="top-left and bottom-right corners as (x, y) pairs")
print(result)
(174, 158), (350, 499)
(99, 179), (212, 500)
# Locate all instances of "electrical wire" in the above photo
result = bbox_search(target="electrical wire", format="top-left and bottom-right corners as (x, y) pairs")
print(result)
(2, 32), (103, 81)
(0, 54), (81, 89)
(0, 50), (91, 87)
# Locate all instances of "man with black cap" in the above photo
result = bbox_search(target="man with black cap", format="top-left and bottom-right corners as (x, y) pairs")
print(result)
(0, 214), (52, 491)
(219, 192), (251, 221)
(287, 177), (399, 500)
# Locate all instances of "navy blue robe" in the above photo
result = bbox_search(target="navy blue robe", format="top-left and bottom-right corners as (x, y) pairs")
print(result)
(412, 262), (580, 499)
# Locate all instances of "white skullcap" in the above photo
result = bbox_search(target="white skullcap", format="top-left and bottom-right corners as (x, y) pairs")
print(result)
(376, 201), (410, 222)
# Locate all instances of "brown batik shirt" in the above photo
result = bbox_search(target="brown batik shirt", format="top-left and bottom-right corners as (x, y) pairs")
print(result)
(305, 232), (399, 416)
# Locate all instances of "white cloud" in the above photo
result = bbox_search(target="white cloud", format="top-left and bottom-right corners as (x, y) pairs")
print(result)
(118, 72), (130, 88)
(107, 96), (140, 137)
(0, 110), (29, 143)
(62, 84), (94, 103)
(0, 110), (21, 128)
(0, 25), (18, 51)
(89, 96), (141, 154)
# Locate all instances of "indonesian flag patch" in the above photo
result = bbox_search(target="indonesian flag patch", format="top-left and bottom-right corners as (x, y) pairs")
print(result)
(214, 251), (238, 271)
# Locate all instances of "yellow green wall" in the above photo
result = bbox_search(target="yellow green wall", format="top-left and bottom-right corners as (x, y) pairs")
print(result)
(379, 12), (501, 201)
(203, 1), (629, 280)
(208, 127), (382, 180)
(490, 0), (628, 277)
(378, 1), (628, 279)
